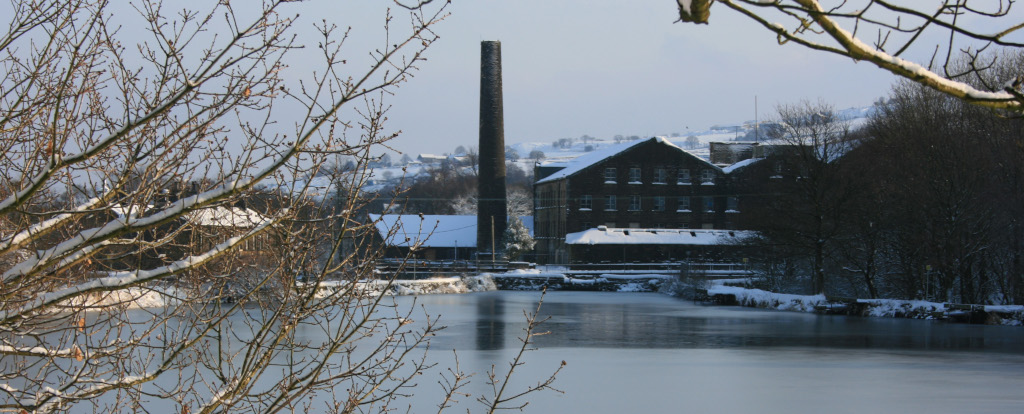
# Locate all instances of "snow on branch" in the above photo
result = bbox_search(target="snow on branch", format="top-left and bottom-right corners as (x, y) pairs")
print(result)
(677, 0), (1024, 111)
(0, 216), (278, 322)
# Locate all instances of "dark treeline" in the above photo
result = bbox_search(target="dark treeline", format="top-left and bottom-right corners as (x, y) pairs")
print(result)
(397, 159), (532, 216)
(746, 59), (1024, 305)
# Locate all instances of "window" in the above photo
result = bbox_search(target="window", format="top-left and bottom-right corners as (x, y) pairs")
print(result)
(703, 197), (715, 212)
(677, 169), (691, 185)
(771, 161), (783, 179)
(653, 196), (665, 211)
(629, 195), (641, 211)
(727, 196), (739, 212)
(628, 222), (641, 228)
(677, 196), (691, 212)
(604, 167), (617, 183)
(579, 195), (592, 210)
(629, 167), (642, 183)
(604, 195), (617, 211)
(653, 168), (668, 184)
(581, 222), (592, 231)
(701, 169), (715, 185)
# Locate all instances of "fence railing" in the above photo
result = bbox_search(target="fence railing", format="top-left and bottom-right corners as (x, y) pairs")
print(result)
(373, 259), (753, 279)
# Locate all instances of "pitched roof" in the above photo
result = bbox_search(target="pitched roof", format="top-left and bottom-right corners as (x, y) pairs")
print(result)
(187, 206), (268, 228)
(721, 157), (763, 174)
(535, 137), (720, 184)
(112, 204), (268, 228)
(565, 227), (753, 246)
(369, 214), (534, 248)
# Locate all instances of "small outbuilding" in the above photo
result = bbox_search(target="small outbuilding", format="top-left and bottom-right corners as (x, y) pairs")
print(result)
(369, 214), (533, 261)
(564, 226), (754, 265)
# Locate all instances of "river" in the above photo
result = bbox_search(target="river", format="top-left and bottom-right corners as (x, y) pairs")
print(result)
(389, 291), (1024, 414)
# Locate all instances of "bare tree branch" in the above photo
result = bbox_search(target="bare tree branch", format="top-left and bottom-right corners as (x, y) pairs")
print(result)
(675, 0), (1024, 111)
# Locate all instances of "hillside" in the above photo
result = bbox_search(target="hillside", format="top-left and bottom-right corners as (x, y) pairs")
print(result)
(275, 105), (875, 199)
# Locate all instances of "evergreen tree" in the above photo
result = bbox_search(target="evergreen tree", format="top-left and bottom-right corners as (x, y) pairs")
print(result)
(503, 216), (535, 261)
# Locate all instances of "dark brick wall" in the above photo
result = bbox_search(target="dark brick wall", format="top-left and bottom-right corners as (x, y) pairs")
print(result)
(477, 41), (507, 253)
(533, 138), (744, 264)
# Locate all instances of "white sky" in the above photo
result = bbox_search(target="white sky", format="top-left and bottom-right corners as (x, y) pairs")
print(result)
(352, 0), (899, 157)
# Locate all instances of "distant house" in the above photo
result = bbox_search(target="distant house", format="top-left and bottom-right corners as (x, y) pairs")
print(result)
(417, 154), (470, 165)
(369, 214), (533, 261)
(532, 137), (748, 264)
(416, 154), (448, 164)
(184, 206), (270, 253)
(100, 203), (271, 272)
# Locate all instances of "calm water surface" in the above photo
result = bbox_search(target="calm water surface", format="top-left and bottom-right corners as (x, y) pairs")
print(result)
(394, 291), (1024, 414)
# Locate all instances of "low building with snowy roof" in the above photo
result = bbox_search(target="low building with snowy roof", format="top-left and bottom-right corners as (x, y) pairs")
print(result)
(564, 227), (755, 264)
(369, 214), (533, 262)
(100, 203), (272, 272)
(185, 206), (270, 252)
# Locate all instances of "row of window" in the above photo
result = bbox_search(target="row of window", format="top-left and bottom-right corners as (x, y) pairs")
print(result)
(604, 167), (716, 185)
(579, 195), (738, 212)
(579, 222), (720, 230)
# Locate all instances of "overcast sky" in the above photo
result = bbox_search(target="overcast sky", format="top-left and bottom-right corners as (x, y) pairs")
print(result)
(309, 0), (900, 157)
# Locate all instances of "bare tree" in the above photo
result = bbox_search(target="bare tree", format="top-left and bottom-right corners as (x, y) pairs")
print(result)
(675, 1), (1024, 111)
(752, 101), (858, 294)
(0, 0), (493, 412)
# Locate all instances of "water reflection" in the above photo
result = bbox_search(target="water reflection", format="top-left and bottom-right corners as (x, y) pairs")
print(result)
(475, 294), (505, 350)
(415, 291), (1024, 354)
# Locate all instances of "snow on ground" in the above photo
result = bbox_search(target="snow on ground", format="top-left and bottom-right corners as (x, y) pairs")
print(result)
(708, 284), (826, 312)
(707, 281), (1024, 325)
(68, 275), (498, 311)
(856, 298), (945, 318)
(62, 286), (183, 309)
(351, 275), (498, 296)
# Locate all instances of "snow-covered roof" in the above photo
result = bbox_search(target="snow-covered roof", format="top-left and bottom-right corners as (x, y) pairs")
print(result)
(370, 214), (534, 248)
(111, 204), (149, 219)
(111, 204), (268, 228)
(535, 137), (719, 184)
(565, 227), (754, 246)
(721, 157), (763, 174)
(188, 206), (268, 228)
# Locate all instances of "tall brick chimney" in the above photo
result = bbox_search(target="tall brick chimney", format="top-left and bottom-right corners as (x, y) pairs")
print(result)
(477, 41), (507, 257)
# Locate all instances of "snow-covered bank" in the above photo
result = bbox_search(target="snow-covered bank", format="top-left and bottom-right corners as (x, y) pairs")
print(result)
(708, 285), (826, 312)
(62, 286), (183, 309)
(707, 284), (1024, 326)
(66, 275), (498, 311)
(343, 275), (498, 296)
(493, 269), (672, 292)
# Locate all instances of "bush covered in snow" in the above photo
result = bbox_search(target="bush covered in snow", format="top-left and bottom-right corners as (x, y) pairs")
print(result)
(503, 216), (535, 261)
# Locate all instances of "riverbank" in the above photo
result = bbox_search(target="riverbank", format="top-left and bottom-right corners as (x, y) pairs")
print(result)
(70, 272), (1024, 327)
(706, 284), (1024, 326)
(490, 270), (671, 291)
